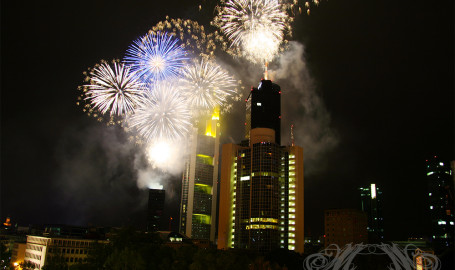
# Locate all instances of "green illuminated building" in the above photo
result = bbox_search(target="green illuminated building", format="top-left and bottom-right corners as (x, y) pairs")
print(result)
(179, 109), (220, 242)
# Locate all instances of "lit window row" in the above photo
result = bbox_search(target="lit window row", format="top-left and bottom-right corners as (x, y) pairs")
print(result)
(250, 218), (278, 223)
(245, 224), (278, 230)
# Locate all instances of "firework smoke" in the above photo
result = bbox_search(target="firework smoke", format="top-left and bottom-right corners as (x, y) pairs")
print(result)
(269, 41), (338, 175)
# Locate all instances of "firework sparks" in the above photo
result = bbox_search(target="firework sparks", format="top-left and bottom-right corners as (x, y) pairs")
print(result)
(281, 0), (323, 16)
(149, 17), (217, 60)
(124, 31), (188, 84)
(127, 83), (191, 142)
(179, 59), (238, 110)
(213, 0), (290, 64)
(81, 60), (146, 117)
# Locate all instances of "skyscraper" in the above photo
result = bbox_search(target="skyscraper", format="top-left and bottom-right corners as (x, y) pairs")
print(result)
(179, 108), (220, 242)
(359, 183), (384, 241)
(426, 156), (454, 249)
(147, 189), (165, 232)
(245, 79), (281, 145)
(218, 80), (304, 253)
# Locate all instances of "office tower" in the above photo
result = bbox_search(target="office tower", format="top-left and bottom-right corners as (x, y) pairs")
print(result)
(324, 209), (368, 248)
(359, 183), (384, 241)
(426, 156), (454, 249)
(179, 108), (220, 241)
(147, 189), (165, 232)
(245, 80), (281, 145)
(218, 80), (304, 253)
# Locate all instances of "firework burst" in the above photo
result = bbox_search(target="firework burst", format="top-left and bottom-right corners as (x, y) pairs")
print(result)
(179, 59), (238, 110)
(213, 0), (290, 64)
(127, 83), (191, 142)
(79, 60), (146, 118)
(124, 31), (188, 84)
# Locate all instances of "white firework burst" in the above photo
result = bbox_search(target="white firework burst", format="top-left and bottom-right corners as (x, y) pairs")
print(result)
(213, 0), (289, 63)
(127, 83), (191, 142)
(180, 59), (238, 110)
(83, 61), (146, 116)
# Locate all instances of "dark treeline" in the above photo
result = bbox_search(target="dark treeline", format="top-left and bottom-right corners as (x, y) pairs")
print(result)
(19, 227), (303, 270)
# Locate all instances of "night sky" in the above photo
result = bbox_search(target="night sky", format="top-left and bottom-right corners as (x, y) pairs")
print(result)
(1, 0), (453, 241)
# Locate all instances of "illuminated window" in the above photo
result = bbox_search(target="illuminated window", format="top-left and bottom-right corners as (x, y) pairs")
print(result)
(430, 206), (433, 209)
(257, 102), (262, 106)
(240, 176), (250, 181)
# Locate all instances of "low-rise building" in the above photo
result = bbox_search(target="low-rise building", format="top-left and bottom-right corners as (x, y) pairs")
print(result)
(24, 235), (107, 269)
(324, 209), (368, 248)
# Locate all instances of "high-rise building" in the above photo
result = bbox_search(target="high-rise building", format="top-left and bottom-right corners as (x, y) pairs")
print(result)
(245, 80), (281, 145)
(426, 156), (454, 249)
(324, 209), (368, 248)
(179, 108), (220, 242)
(359, 183), (384, 241)
(147, 189), (165, 232)
(218, 80), (304, 253)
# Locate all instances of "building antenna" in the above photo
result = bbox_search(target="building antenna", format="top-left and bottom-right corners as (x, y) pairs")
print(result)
(291, 124), (295, 146)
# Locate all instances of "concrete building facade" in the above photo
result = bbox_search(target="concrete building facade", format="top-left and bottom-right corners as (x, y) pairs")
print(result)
(324, 209), (368, 248)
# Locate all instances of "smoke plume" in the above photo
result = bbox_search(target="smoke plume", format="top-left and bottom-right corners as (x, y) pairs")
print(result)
(269, 41), (338, 175)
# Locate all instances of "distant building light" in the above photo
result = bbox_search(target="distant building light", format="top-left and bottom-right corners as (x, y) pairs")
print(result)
(438, 220), (447, 225)
(371, 184), (376, 199)
(427, 172), (434, 176)
(256, 102), (262, 106)
(429, 193), (432, 196)
(240, 176), (250, 181)
(450, 221), (454, 225)
(430, 206), (433, 210)
(439, 162), (444, 166)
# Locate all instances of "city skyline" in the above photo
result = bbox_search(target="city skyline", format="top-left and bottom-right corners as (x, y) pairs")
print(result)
(1, 0), (453, 243)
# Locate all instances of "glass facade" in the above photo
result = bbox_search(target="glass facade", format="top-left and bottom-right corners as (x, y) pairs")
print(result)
(180, 110), (219, 242)
(359, 183), (384, 241)
(228, 142), (300, 252)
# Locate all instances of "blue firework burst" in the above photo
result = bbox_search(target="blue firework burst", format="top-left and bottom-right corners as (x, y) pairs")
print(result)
(124, 31), (188, 84)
